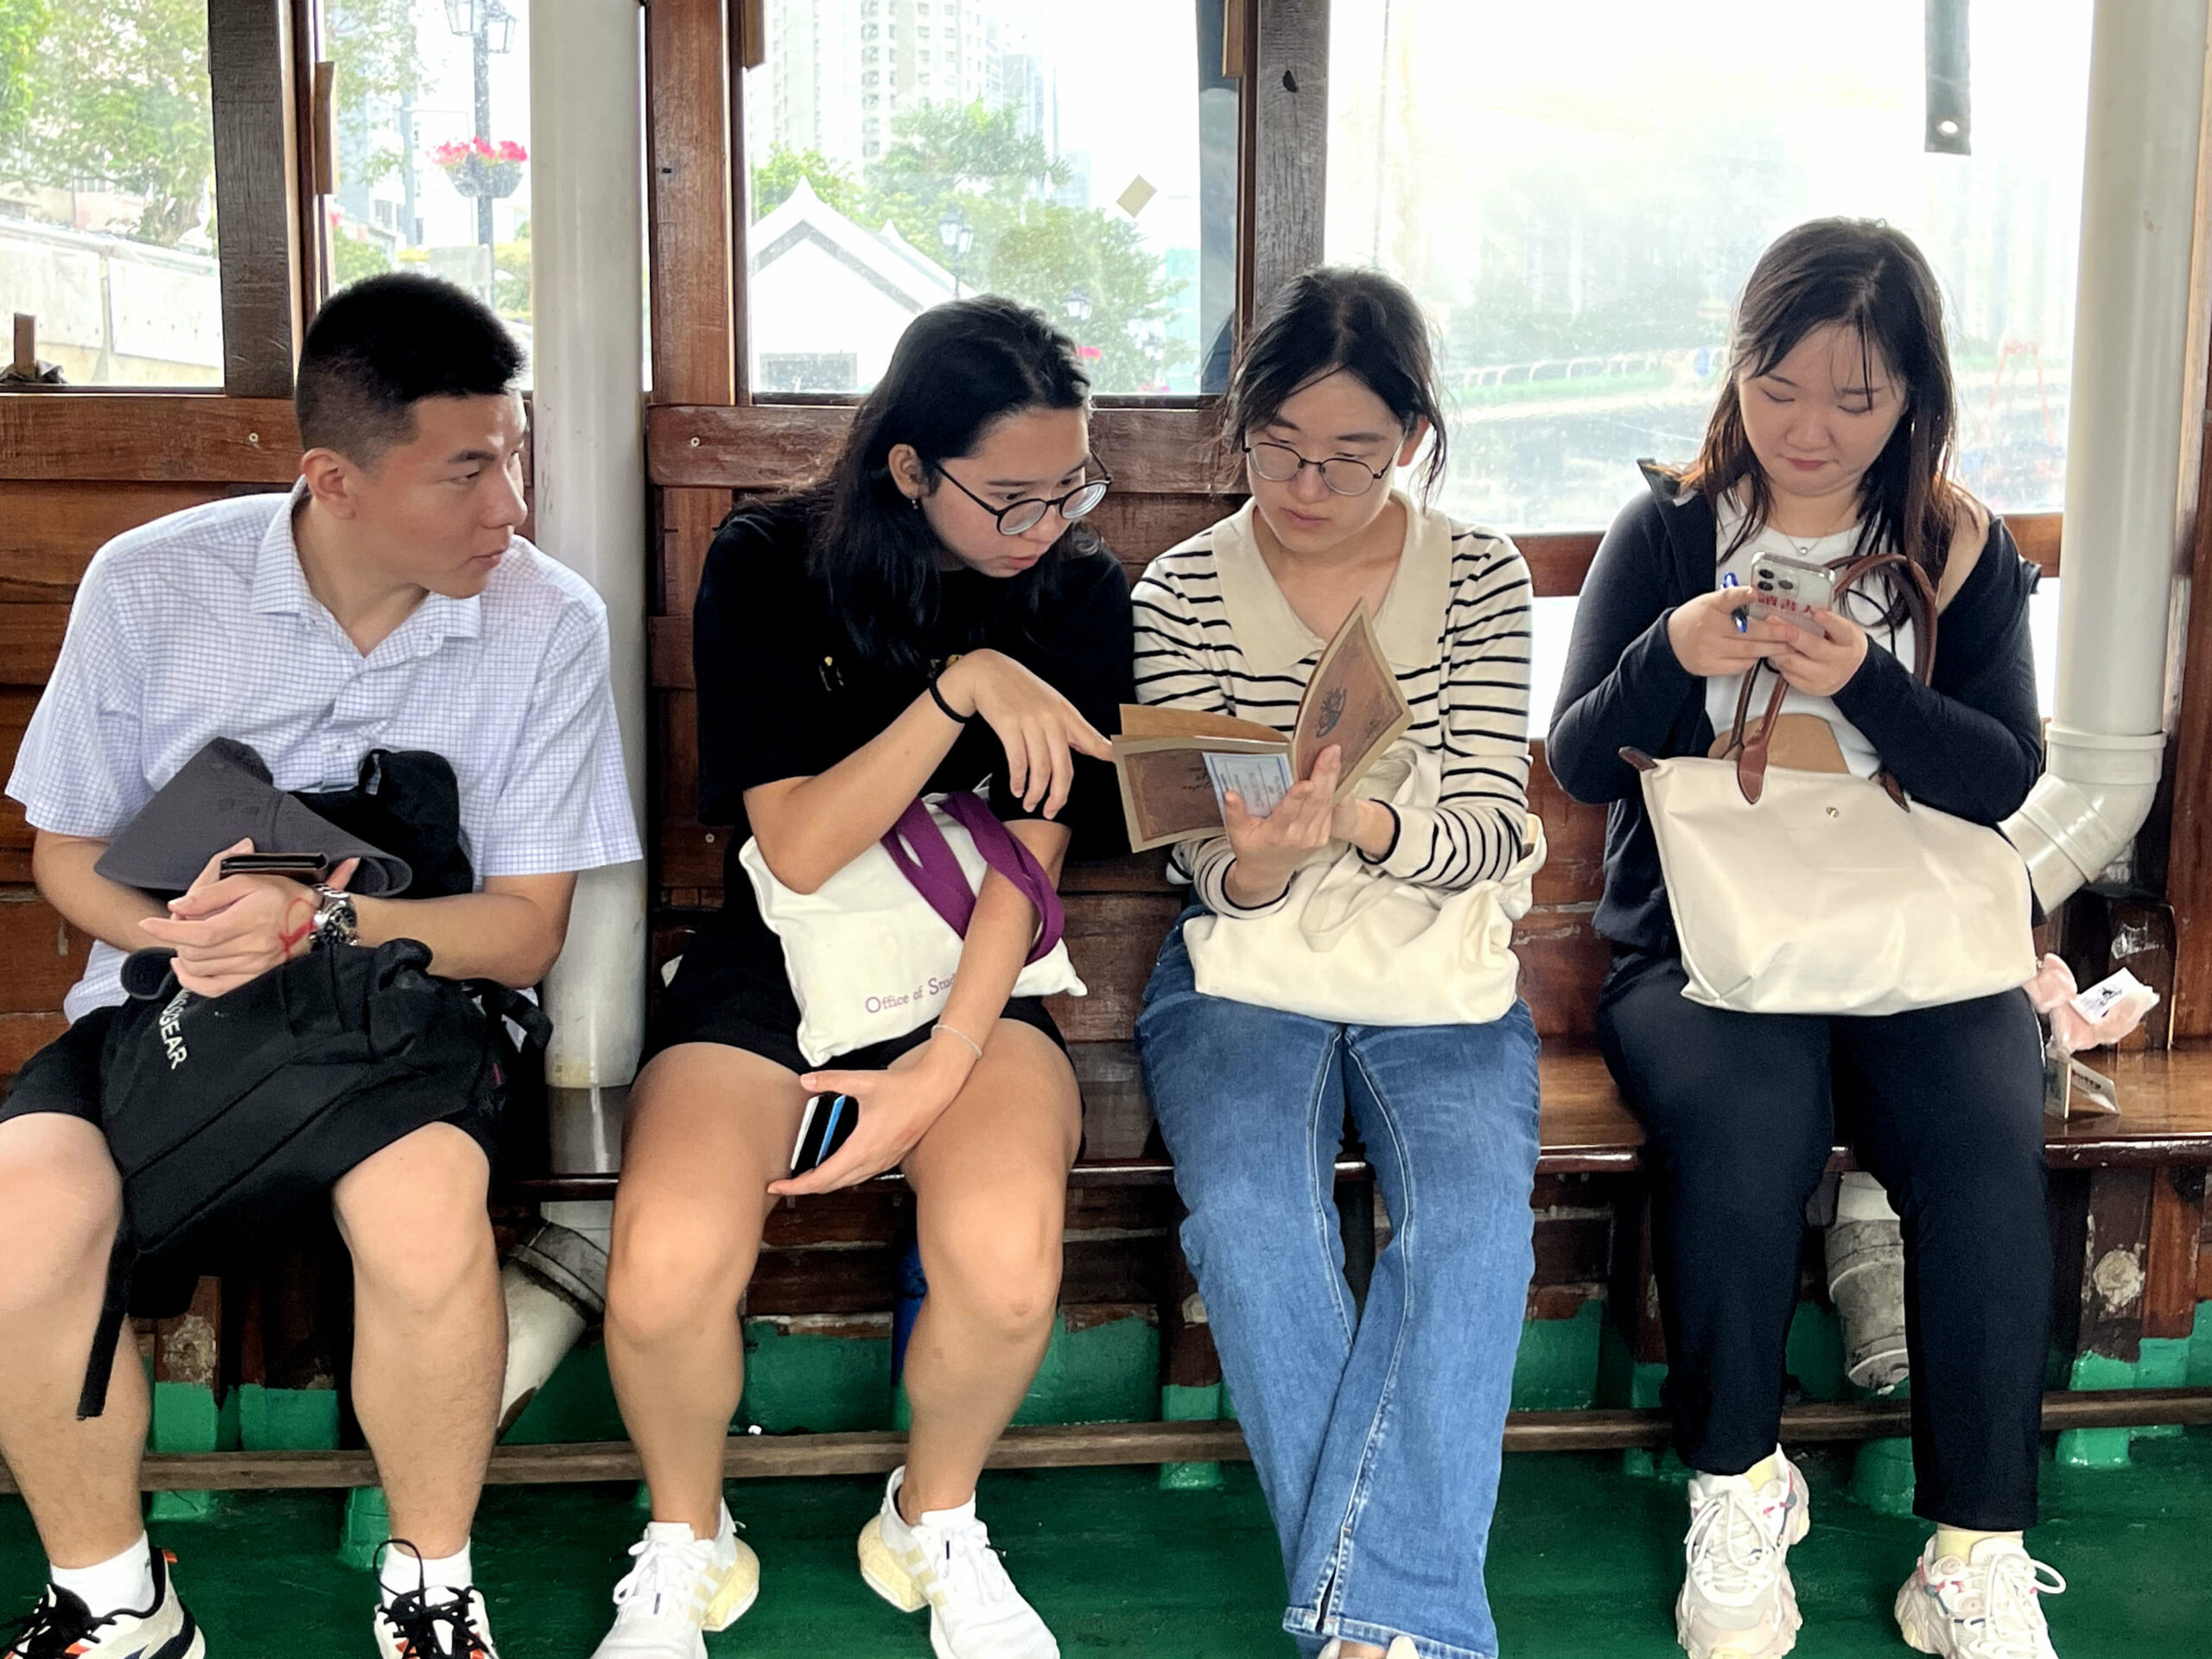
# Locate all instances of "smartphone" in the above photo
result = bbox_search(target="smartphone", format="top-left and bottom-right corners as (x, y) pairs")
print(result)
(218, 852), (333, 880)
(1746, 551), (1836, 632)
(789, 1092), (860, 1176)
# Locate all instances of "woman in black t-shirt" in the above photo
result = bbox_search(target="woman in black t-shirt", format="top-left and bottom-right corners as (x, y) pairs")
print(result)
(592, 299), (1133, 1659)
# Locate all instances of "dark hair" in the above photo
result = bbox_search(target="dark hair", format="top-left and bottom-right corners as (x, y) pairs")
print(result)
(1223, 267), (1449, 500)
(803, 296), (1097, 673)
(295, 272), (524, 465)
(1680, 218), (1961, 583)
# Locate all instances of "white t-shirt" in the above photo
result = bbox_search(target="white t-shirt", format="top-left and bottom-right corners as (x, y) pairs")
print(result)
(1704, 498), (1913, 779)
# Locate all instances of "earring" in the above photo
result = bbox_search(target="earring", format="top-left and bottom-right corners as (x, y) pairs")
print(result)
(910, 493), (923, 511)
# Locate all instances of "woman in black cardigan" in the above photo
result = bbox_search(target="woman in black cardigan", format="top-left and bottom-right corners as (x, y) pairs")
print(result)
(1548, 220), (2065, 1659)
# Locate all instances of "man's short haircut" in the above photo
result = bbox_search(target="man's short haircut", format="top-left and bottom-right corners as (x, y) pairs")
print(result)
(295, 273), (524, 467)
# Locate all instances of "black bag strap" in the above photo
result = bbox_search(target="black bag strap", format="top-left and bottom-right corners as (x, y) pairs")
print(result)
(75, 1235), (137, 1420)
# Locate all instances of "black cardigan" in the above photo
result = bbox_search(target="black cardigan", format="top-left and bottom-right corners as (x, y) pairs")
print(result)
(1546, 466), (2044, 957)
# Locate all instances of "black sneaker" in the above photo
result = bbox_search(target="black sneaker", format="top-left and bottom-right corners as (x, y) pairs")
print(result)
(3, 1548), (203, 1659)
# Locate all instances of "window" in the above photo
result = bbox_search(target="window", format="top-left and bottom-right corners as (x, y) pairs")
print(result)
(1325, 0), (2093, 530)
(743, 0), (1239, 397)
(321, 0), (534, 378)
(761, 350), (862, 391)
(0, 3), (222, 386)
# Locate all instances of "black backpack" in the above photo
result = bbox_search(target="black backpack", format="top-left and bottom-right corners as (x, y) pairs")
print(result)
(77, 939), (550, 1418)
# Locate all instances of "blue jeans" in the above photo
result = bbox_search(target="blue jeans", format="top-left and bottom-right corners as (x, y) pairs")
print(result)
(1136, 915), (1541, 1659)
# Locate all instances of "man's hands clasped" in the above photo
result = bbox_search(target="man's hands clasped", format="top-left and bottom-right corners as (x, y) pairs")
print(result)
(137, 838), (360, 997)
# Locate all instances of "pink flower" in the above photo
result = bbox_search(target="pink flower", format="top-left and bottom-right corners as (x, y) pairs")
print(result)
(496, 140), (528, 162)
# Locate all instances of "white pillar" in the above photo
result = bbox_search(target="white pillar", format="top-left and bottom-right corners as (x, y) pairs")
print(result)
(528, 0), (648, 1157)
(2005, 0), (2210, 907)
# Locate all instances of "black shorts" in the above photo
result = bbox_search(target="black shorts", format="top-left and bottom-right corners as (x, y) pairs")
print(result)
(645, 927), (1065, 1076)
(0, 1004), (507, 1315)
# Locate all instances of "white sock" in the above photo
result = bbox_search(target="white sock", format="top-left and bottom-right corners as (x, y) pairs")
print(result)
(51, 1535), (156, 1621)
(378, 1541), (474, 1605)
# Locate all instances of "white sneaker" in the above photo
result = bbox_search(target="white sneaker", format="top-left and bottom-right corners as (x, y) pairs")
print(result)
(372, 1583), (500, 1657)
(1675, 1452), (1812, 1659)
(3, 1548), (202, 1659)
(591, 1509), (760, 1659)
(858, 1466), (1058, 1659)
(1316, 1640), (1420, 1658)
(1894, 1535), (2066, 1658)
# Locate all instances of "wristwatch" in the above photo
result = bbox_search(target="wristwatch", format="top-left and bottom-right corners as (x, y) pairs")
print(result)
(308, 884), (359, 950)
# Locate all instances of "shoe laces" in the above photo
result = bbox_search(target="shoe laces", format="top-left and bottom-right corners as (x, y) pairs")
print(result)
(375, 1541), (493, 1659)
(1936, 1548), (2066, 1658)
(611, 1530), (717, 1620)
(1685, 1481), (1789, 1602)
(380, 1586), (493, 1659)
(3, 1587), (111, 1659)
(912, 1512), (1016, 1611)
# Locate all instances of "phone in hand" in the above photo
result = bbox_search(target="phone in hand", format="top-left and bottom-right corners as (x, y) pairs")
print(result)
(1746, 551), (1836, 633)
(217, 852), (333, 880)
(789, 1092), (860, 1176)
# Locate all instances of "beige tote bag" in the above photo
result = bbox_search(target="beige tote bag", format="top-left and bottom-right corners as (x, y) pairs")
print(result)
(1630, 551), (2036, 1017)
(1185, 741), (1546, 1027)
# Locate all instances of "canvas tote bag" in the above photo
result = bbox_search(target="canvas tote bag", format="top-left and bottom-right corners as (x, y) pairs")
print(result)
(1184, 739), (1546, 1026)
(740, 791), (1085, 1065)
(1629, 550), (2036, 1016)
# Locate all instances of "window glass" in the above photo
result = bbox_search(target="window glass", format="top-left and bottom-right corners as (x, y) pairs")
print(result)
(323, 0), (533, 378)
(0, 2), (222, 386)
(743, 0), (1238, 397)
(1325, 0), (2092, 531)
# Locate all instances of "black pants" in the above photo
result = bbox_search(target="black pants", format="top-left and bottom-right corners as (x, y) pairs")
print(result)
(1596, 950), (2050, 1530)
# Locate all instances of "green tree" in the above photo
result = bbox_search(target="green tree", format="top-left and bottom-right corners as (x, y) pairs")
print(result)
(332, 229), (393, 288)
(0, 0), (48, 160)
(751, 100), (1183, 391)
(3, 0), (214, 245)
(749, 146), (867, 224)
(323, 0), (426, 189)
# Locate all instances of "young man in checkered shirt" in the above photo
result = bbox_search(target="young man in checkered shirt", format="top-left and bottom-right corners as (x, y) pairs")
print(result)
(0, 273), (639, 1659)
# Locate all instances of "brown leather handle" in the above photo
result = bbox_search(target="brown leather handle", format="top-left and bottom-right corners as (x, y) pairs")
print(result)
(1726, 549), (1938, 804)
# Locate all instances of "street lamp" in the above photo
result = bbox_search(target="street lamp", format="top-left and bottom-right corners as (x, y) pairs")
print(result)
(937, 207), (974, 299)
(1064, 288), (1091, 325)
(445, 0), (517, 270)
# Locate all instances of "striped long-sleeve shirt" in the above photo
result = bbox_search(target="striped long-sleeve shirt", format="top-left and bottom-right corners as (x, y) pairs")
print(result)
(1130, 494), (1534, 917)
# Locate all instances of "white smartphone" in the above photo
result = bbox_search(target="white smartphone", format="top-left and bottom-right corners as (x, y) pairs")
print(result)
(1746, 550), (1836, 632)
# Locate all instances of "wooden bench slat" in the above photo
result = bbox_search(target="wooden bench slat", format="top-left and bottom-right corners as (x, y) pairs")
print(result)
(31, 1387), (2205, 1494)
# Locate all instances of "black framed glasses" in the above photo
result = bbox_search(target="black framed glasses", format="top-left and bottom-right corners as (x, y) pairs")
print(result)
(936, 460), (1113, 536)
(1243, 441), (1391, 497)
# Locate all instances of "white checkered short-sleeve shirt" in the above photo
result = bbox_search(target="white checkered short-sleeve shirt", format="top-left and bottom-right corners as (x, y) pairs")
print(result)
(10, 485), (642, 1019)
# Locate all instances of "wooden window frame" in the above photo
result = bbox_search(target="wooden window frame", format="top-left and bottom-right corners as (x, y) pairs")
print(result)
(0, 0), (310, 401)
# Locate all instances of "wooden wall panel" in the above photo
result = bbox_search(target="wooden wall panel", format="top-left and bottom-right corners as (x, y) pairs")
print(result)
(0, 399), (300, 483)
(645, 0), (736, 405)
(0, 892), (90, 1014)
(207, 0), (302, 397)
(0, 484), (231, 596)
(1251, 0), (1329, 306)
(649, 405), (1223, 493)
(2167, 405), (2212, 1034)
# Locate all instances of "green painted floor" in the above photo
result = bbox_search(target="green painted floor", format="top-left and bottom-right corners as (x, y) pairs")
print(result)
(6, 1436), (2210, 1656)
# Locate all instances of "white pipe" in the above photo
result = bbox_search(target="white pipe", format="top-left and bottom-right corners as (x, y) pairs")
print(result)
(2003, 0), (2209, 909)
(529, 0), (649, 1117)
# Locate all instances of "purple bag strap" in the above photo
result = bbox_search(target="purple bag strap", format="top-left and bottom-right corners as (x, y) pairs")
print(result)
(879, 794), (1065, 964)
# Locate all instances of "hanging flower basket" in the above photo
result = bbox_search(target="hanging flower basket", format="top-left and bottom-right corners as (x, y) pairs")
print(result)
(432, 138), (528, 200)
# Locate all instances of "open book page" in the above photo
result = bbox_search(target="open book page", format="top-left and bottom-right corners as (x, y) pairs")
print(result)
(1291, 600), (1414, 794)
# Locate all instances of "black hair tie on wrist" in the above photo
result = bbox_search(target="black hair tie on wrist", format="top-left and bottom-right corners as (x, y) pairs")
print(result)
(930, 677), (976, 726)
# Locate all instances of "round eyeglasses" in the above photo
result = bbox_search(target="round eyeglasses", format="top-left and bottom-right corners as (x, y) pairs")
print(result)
(1243, 441), (1391, 497)
(936, 463), (1113, 536)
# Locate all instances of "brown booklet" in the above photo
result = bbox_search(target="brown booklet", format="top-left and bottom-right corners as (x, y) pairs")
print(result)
(1113, 599), (1413, 852)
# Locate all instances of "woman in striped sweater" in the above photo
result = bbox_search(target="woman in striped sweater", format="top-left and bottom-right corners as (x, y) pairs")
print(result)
(1133, 269), (1540, 1659)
